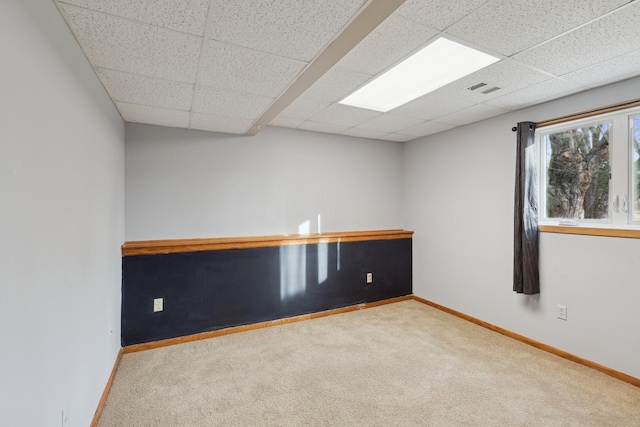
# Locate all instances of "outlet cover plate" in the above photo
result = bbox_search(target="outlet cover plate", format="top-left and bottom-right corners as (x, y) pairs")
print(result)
(557, 305), (567, 320)
(153, 298), (164, 312)
(366, 272), (373, 284)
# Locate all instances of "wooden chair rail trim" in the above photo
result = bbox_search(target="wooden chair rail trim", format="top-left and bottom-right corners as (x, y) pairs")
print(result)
(122, 229), (413, 256)
(411, 296), (640, 388)
(123, 295), (412, 353)
(539, 225), (640, 239)
(91, 348), (123, 427)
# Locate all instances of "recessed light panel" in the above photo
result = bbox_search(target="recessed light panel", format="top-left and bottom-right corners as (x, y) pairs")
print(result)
(339, 38), (500, 112)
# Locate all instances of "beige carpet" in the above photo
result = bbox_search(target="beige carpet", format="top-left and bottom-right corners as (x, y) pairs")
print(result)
(99, 300), (640, 426)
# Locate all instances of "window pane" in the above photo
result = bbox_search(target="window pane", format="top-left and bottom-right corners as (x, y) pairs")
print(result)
(545, 123), (610, 220)
(633, 116), (640, 222)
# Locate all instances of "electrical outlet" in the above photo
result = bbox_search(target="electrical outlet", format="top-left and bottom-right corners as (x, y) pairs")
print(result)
(153, 298), (164, 312)
(366, 272), (373, 284)
(557, 305), (567, 320)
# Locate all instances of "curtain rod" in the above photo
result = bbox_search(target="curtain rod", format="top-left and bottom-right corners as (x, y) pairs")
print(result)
(512, 97), (640, 131)
(511, 123), (535, 132)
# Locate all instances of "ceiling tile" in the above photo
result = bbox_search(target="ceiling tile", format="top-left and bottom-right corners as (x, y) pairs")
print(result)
(190, 113), (253, 134)
(276, 67), (372, 121)
(268, 117), (304, 129)
(514, 2), (640, 76)
(207, 0), (368, 61)
(381, 133), (416, 142)
(301, 67), (373, 105)
(336, 14), (440, 76)
(310, 104), (382, 127)
(342, 127), (390, 140)
(59, 0), (210, 36)
(96, 68), (194, 111)
(390, 93), (476, 121)
(356, 114), (424, 133)
(56, 0), (640, 138)
(437, 104), (508, 126)
(199, 40), (307, 98)
(298, 121), (350, 135)
(435, 59), (552, 102)
(397, 121), (456, 138)
(193, 86), (274, 120)
(562, 49), (640, 88)
(446, 0), (631, 56)
(116, 102), (190, 127)
(483, 78), (587, 111)
(278, 98), (333, 121)
(396, 0), (488, 31)
(62, 5), (201, 83)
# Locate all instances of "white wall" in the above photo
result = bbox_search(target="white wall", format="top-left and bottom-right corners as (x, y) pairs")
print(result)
(0, 1), (124, 426)
(403, 76), (640, 379)
(125, 124), (404, 240)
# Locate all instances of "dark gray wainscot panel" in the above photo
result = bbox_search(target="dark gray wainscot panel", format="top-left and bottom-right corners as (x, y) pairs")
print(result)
(122, 238), (412, 346)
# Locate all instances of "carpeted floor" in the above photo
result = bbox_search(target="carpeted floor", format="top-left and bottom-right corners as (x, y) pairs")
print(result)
(98, 300), (640, 426)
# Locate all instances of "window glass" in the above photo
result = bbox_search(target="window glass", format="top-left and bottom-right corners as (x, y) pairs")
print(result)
(544, 122), (611, 220)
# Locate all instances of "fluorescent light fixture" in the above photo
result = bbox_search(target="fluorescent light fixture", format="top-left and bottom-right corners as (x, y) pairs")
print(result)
(339, 38), (500, 112)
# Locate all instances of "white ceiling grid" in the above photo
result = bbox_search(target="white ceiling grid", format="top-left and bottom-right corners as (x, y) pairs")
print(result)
(563, 48), (640, 88)
(484, 78), (587, 111)
(334, 14), (440, 76)
(436, 104), (509, 127)
(395, 0), (490, 31)
(96, 68), (195, 111)
(206, 0), (370, 61)
(198, 41), (307, 98)
(445, 0), (632, 56)
(355, 114), (424, 133)
(116, 102), (190, 128)
(278, 67), (374, 121)
(513, 1), (640, 75)
(55, 0), (640, 142)
(59, 0), (211, 35)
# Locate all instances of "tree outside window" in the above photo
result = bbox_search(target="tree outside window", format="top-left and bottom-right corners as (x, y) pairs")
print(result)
(544, 123), (610, 220)
(541, 109), (640, 228)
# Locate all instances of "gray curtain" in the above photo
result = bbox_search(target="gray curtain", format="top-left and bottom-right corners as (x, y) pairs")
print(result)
(513, 122), (540, 294)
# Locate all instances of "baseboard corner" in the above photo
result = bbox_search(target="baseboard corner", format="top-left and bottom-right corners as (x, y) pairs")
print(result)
(90, 347), (124, 427)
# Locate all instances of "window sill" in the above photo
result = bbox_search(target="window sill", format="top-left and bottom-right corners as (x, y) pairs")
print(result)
(539, 225), (640, 239)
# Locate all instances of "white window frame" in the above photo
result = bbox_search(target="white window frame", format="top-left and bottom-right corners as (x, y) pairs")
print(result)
(629, 113), (640, 226)
(538, 106), (640, 230)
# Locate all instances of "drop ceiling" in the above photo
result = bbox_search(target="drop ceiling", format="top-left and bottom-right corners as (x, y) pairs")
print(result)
(54, 0), (640, 142)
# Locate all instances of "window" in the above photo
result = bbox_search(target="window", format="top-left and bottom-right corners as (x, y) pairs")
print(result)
(539, 107), (640, 228)
(632, 114), (640, 222)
